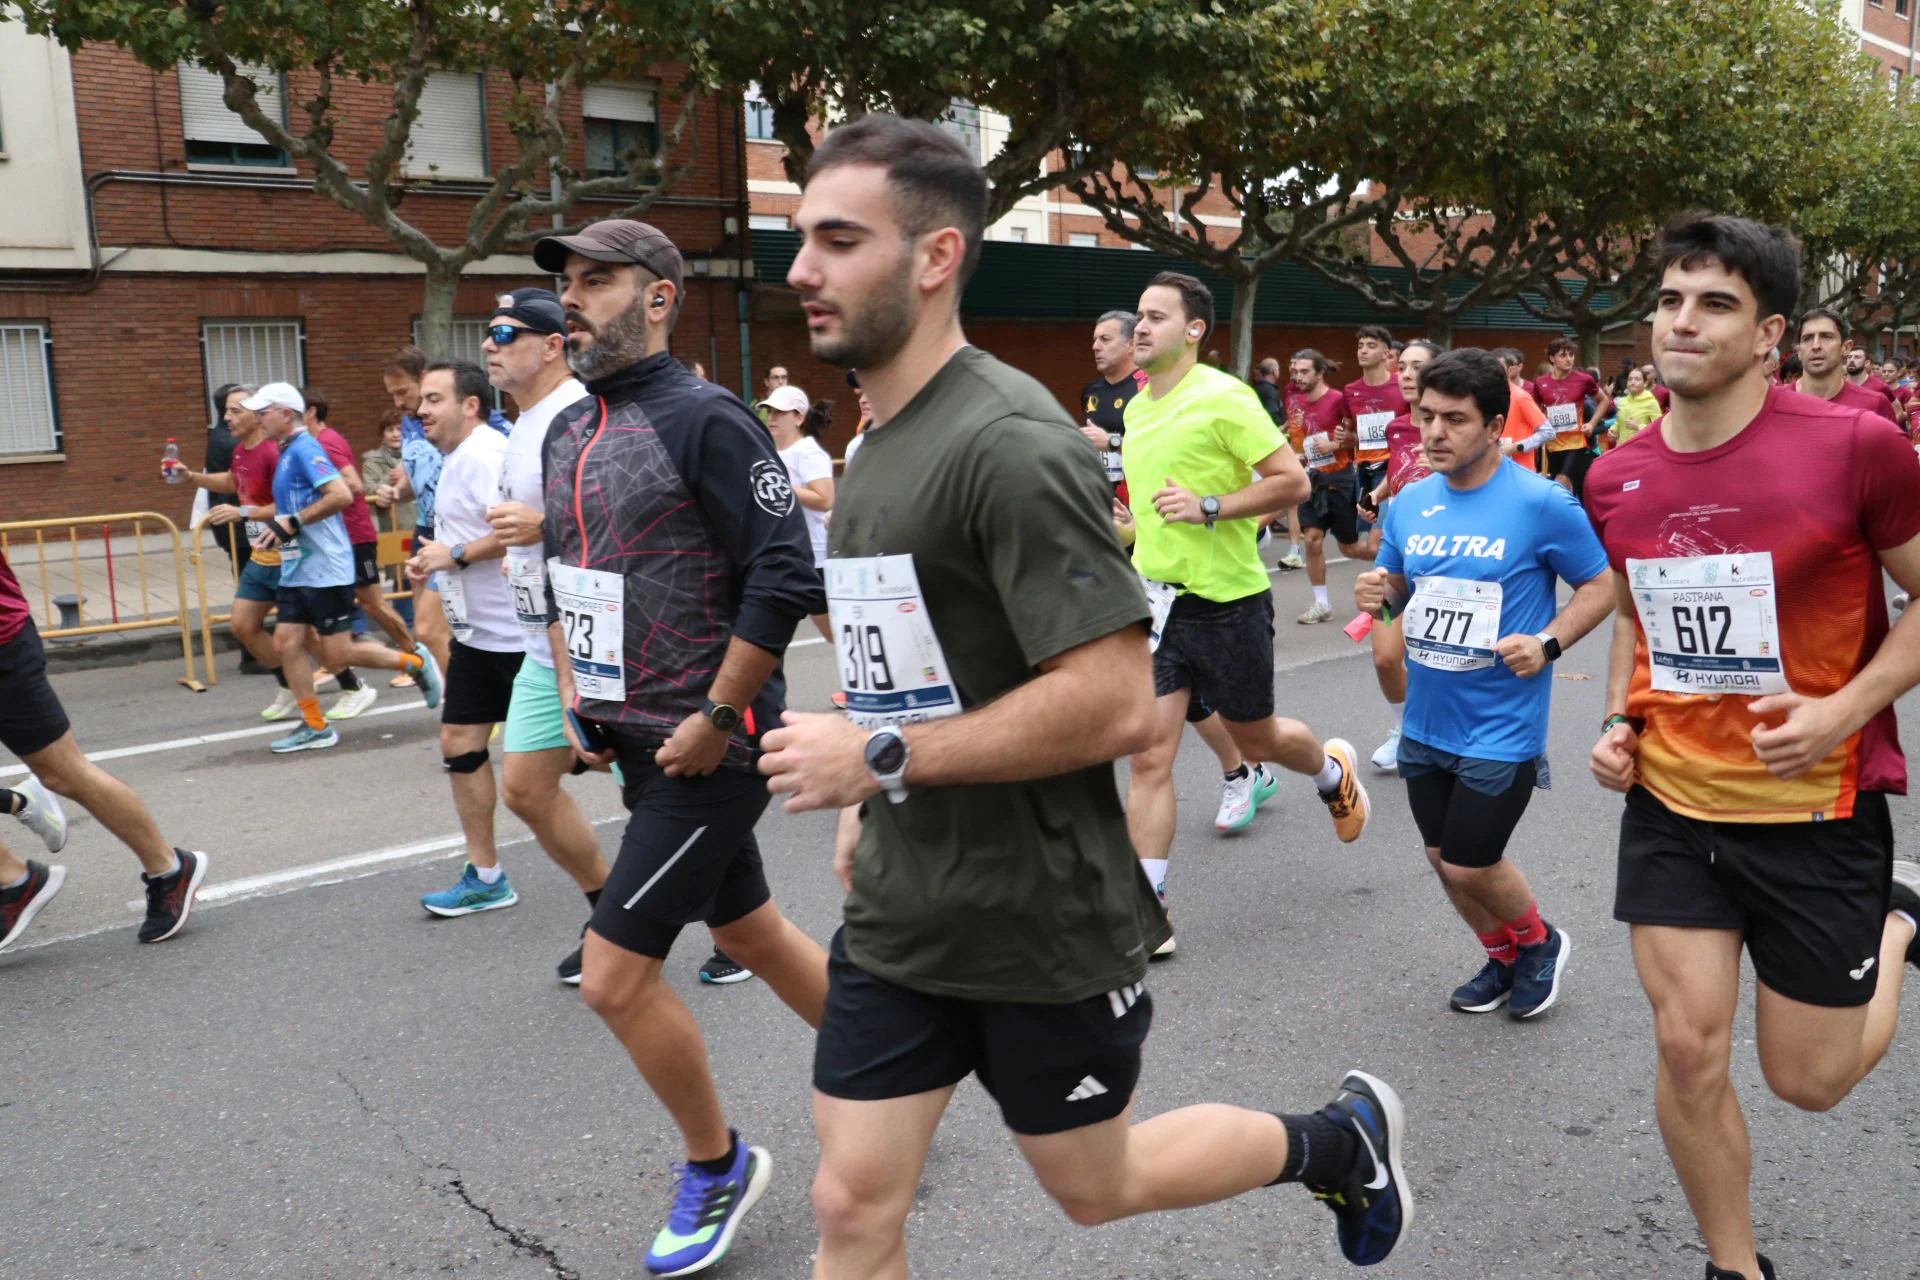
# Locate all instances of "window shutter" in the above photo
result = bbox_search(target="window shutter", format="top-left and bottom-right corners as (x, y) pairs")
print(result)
(178, 62), (282, 144)
(582, 81), (657, 124)
(406, 73), (487, 178)
(201, 321), (305, 404)
(0, 324), (58, 456)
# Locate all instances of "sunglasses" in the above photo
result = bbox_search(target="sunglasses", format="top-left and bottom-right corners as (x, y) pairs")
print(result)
(487, 323), (549, 346)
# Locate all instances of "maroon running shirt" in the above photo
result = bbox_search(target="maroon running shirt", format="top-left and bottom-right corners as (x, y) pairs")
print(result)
(1385, 412), (1431, 496)
(1534, 370), (1602, 453)
(0, 551), (29, 645)
(313, 425), (379, 545)
(1285, 386), (1354, 472)
(1343, 376), (1406, 466)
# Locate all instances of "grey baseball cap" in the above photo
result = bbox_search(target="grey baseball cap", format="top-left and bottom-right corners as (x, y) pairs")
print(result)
(533, 219), (684, 294)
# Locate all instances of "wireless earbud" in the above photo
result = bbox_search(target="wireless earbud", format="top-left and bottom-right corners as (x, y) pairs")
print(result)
(650, 294), (668, 310)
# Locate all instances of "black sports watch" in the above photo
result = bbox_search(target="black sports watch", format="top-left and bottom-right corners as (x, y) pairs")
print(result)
(1534, 631), (1562, 662)
(701, 699), (742, 734)
(1199, 495), (1221, 528)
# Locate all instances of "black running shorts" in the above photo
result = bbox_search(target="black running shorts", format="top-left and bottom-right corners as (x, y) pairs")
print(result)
(1401, 738), (1539, 869)
(276, 584), (358, 636)
(441, 641), (523, 725)
(1152, 591), (1275, 723)
(1545, 448), (1594, 498)
(1614, 785), (1894, 1008)
(0, 622), (72, 759)
(1299, 468), (1359, 544)
(352, 541), (381, 589)
(588, 744), (773, 960)
(814, 928), (1152, 1136)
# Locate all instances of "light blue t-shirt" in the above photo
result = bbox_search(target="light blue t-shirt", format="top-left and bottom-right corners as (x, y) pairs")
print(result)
(400, 409), (508, 529)
(272, 429), (355, 588)
(1377, 461), (1609, 761)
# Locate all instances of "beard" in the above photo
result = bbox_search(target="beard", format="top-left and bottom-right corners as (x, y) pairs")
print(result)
(806, 251), (916, 369)
(566, 297), (650, 382)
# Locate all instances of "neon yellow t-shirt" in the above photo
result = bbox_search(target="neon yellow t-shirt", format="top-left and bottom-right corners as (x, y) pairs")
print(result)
(1612, 390), (1661, 445)
(1122, 363), (1286, 603)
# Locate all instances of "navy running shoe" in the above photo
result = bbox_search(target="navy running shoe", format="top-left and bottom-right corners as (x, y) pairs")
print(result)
(1706, 1255), (1777, 1280)
(1510, 926), (1571, 1019)
(1449, 957), (1514, 1013)
(1307, 1070), (1412, 1266)
(645, 1133), (771, 1275)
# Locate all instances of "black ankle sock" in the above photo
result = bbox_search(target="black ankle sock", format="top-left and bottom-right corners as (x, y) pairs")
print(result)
(336, 668), (363, 692)
(1223, 764), (1249, 782)
(0, 788), (21, 816)
(690, 1134), (738, 1177)
(273, 668), (289, 689)
(1707, 1259), (1774, 1280)
(584, 888), (602, 908)
(1271, 1111), (1359, 1187)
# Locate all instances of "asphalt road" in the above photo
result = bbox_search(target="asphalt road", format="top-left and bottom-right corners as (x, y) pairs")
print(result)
(4, 558), (1918, 1280)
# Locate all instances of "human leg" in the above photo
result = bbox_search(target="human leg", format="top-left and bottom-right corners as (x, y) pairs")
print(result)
(24, 733), (175, 876)
(1369, 616), (1406, 769)
(440, 720), (500, 869)
(1190, 710), (1243, 774)
(355, 582), (414, 651)
(414, 581), (452, 674)
(811, 1088), (953, 1280)
(1124, 690), (1188, 873)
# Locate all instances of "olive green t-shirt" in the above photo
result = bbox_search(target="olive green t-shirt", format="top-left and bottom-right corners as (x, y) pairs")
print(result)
(830, 345), (1168, 1004)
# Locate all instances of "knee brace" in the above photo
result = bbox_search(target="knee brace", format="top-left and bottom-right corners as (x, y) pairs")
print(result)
(443, 748), (490, 774)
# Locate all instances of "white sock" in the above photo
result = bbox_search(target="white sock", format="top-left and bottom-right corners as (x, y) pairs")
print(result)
(1288, 542), (1302, 556)
(1, 867), (28, 890)
(1311, 753), (1344, 792)
(1141, 858), (1169, 897)
(474, 863), (504, 885)
(1391, 703), (1405, 729)
(1313, 584), (1330, 609)
(1896, 908), (1918, 937)
(153, 851), (181, 878)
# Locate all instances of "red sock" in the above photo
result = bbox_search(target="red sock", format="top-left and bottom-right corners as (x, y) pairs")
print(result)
(1476, 928), (1518, 965)
(1505, 902), (1549, 949)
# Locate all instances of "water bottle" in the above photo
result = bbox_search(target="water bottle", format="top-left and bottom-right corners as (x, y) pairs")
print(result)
(162, 438), (183, 483)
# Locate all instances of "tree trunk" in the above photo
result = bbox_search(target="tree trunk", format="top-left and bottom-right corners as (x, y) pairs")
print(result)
(1576, 319), (1603, 369)
(1229, 270), (1260, 381)
(1427, 312), (1454, 349)
(416, 262), (463, 358)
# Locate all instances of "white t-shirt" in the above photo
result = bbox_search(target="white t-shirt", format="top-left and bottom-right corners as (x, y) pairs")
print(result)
(499, 377), (587, 666)
(780, 435), (834, 567)
(842, 432), (865, 469)
(433, 425), (519, 653)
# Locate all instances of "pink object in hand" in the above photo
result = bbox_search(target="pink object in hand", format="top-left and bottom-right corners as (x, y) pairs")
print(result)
(1343, 613), (1374, 643)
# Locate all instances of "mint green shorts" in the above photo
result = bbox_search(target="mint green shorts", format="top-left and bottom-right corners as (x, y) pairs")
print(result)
(504, 658), (569, 754)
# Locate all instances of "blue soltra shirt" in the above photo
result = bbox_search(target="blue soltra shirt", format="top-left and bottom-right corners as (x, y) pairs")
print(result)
(1378, 461), (1610, 761)
(272, 429), (355, 588)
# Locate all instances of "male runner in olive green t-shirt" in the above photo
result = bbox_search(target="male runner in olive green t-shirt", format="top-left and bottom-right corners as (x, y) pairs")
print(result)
(759, 113), (1412, 1277)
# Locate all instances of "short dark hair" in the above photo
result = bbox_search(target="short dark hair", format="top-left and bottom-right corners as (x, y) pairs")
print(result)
(1797, 307), (1851, 342)
(299, 387), (328, 423)
(1417, 348), (1510, 428)
(1355, 325), (1394, 347)
(211, 383), (242, 420)
(807, 113), (989, 291)
(1654, 212), (1801, 324)
(1545, 336), (1578, 359)
(384, 345), (428, 380)
(1291, 348), (1332, 375)
(424, 359), (491, 416)
(1146, 272), (1214, 344)
(1492, 346), (1524, 368)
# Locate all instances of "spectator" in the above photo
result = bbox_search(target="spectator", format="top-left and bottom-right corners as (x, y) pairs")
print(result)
(1251, 357), (1285, 423)
(361, 412), (416, 534)
(1204, 348), (1225, 368)
(1609, 354), (1637, 396)
(757, 363), (788, 422)
(1610, 367), (1662, 447)
(841, 368), (873, 469)
(686, 359), (708, 381)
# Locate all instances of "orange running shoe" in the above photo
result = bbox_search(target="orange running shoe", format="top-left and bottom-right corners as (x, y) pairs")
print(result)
(1318, 738), (1370, 843)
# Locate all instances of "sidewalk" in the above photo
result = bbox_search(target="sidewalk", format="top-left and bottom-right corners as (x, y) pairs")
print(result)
(0, 522), (236, 633)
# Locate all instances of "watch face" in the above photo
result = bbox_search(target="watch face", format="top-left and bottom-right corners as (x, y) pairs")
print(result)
(866, 734), (908, 775)
(707, 704), (742, 732)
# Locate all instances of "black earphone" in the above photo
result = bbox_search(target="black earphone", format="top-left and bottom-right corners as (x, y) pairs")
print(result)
(650, 293), (668, 310)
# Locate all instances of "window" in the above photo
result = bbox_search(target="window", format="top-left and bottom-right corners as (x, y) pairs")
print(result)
(744, 83), (775, 141)
(1901, 0), (1912, 15)
(178, 62), (288, 168)
(1006, 227), (1028, 243)
(1895, 67), (1906, 101)
(410, 317), (490, 367)
(406, 72), (487, 179)
(201, 321), (305, 410)
(938, 99), (982, 161)
(0, 324), (59, 456)
(748, 214), (791, 231)
(1068, 232), (1100, 248)
(582, 81), (659, 182)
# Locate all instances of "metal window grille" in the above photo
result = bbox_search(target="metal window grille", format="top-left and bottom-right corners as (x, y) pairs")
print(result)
(200, 320), (305, 413)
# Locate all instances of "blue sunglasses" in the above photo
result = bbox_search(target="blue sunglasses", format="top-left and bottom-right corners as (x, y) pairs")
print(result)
(488, 323), (554, 345)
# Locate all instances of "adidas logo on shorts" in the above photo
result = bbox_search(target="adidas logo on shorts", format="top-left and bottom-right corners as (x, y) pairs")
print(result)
(1066, 1075), (1110, 1102)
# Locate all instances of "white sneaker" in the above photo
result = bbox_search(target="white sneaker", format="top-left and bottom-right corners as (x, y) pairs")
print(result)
(1278, 549), (1306, 571)
(1153, 931), (1177, 959)
(1298, 601), (1334, 624)
(326, 685), (379, 721)
(1216, 771), (1254, 831)
(1371, 727), (1402, 773)
(260, 688), (299, 721)
(14, 775), (68, 855)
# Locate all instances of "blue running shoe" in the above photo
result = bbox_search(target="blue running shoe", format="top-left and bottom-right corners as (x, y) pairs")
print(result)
(1308, 1070), (1412, 1267)
(411, 643), (444, 710)
(269, 724), (339, 753)
(1449, 957), (1514, 1013)
(420, 862), (518, 917)
(1509, 926), (1570, 1020)
(645, 1134), (771, 1276)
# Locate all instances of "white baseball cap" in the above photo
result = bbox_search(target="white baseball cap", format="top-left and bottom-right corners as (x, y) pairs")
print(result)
(240, 381), (306, 414)
(756, 385), (810, 415)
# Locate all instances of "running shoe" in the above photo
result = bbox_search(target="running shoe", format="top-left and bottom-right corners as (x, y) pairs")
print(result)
(0, 861), (66, 952)
(1449, 957), (1514, 1013)
(830, 690), (848, 710)
(1509, 926), (1571, 1019)
(1369, 727), (1401, 773)
(420, 862), (518, 917)
(645, 1135), (772, 1276)
(559, 922), (588, 986)
(389, 671), (417, 688)
(270, 724), (339, 753)
(411, 643), (444, 710)
(1279, 548), (1306, 571)
(1215, 764), (1278, 832)
(1306, 1070), (1413, 1266)
(1890, 859), (1920, 968)
(14, 774), (68, 854)
(698, 949), (754, 985)
(260, 687), (299, 721)
(326, 685), (379, 720)
(1298, 601), (1334, 625)
(1317, 739), (1370, 843)
(138, 849), (208, 943)
(1151, 888), (1176, 960)
(1706, 1257), (1776, 1280)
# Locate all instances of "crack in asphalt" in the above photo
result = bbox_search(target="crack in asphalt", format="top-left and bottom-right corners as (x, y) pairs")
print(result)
(337, 1070), (580, 1279)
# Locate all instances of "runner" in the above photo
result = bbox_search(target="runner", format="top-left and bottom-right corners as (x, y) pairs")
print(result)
(1844, 343), (1898, 404)
(1494, 348), (1551, 471)
(534, 217), (832, 1277)
(1123, 274), (1370, 957)
(381, 347), (453, 680)
(1357, 339), (1443, 771)
(1793, 308), (1903, 426)
(760, 110), (1410, 1278)
(1253, 357), (1308, 571)
(1609, 367), (1663, 447)
(1344, 325), (1406, 561)
(479, 289), (614, 986)
(406, 361), (525, 918)
(1585, 213), (1920, 1280)
(1355, 348), (1613, 1017)
(1534, 337), (1612, 499)
(0, 548), (211, 952)
(249, 382), (441, 753)
(1287, 349), (1367, 624)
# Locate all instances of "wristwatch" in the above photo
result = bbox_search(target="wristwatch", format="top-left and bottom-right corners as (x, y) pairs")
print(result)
(1107, 432), (1123, 452)
(864, 725), (911, 804)
(701, 699), (742, 734)
(1601, 712), (1646, 735)
(1200, 495), (1221, 528)
(1534, 631), (1562, 662)
(450, 542), (469, 570)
